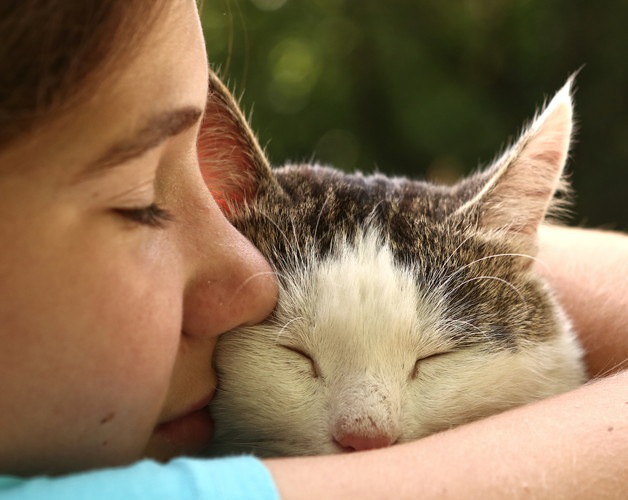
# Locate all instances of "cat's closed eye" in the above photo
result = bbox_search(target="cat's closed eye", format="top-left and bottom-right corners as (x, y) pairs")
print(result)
(280, 345), (321, 378)
(409, 351), (452, 380)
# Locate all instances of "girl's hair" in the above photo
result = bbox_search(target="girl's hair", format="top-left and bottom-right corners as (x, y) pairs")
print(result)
(0, 1), (168, 148)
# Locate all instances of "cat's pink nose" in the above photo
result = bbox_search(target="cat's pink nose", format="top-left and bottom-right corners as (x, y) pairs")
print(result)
(335, 433), (394, 452)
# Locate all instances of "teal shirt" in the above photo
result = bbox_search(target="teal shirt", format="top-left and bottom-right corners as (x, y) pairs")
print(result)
(0, 456), (279, 500)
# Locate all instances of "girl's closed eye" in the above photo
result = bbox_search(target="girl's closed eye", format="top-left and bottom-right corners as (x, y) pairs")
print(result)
(114, 203), (173, 228)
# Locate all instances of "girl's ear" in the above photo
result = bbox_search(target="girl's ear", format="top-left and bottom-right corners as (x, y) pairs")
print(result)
(453, 78), (574, 247)
(198, 70), (273, 211)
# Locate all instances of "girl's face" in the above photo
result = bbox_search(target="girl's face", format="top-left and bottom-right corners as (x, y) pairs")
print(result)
(0, 0), (277, 474)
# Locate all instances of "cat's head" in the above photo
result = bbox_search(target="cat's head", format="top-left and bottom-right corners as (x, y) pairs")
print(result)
(202, 73), (585, 457)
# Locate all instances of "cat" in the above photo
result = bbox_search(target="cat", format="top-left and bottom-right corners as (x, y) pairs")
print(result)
(198, 71), (587, 457)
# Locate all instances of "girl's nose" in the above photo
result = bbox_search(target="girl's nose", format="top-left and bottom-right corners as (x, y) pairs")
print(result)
(181, 194), (277, 339)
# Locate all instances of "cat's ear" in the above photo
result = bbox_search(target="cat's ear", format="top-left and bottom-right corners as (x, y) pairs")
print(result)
(197, 70), (274, 211)
(453, 78), (574, 245)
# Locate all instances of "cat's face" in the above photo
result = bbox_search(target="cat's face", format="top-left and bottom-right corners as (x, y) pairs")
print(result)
(201, 74), (585, 457)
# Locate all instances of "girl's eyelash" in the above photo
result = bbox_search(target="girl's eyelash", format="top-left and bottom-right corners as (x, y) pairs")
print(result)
(114, 203), (173, 228)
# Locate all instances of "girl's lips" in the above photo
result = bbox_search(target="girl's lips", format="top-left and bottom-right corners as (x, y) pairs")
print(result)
(154, 393), (215, 449)
(154, 408), (214, 449)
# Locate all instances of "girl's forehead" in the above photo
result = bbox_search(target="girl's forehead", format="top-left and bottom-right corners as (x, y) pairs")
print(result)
(0, 0), (208, 179)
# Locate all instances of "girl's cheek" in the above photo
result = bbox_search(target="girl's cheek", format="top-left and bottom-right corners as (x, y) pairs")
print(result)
(82, 245), (183, 399)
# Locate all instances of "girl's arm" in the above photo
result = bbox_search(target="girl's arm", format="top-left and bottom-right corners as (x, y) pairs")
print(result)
(536, 224), (628, 377)
(267, 370), (627, 499)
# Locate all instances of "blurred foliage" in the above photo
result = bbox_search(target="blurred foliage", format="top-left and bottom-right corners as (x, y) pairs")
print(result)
(201, 0), (628, 230)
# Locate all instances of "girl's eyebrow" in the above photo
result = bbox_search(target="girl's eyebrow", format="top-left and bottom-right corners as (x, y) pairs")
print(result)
(78, 106), (203, 178)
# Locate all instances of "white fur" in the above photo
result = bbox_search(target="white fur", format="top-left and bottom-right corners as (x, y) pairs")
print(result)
(209, 229), (585, 456)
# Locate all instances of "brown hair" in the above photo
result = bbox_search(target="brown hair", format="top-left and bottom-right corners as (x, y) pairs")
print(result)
(0, 1), (168, 148)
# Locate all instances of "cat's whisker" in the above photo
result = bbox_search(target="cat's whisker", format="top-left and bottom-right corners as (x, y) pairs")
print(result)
(288, 213), (307, 265)
(439, 318), (495, 345)
(274, 316), (306, 342)
(441, 318), (489, 338)
(313, 190), (334, 245)
(587, 357), (628, 380)
(227, 271), (278, 304)
(256, 210), (301, 264)
(271, 270), (294, 284)
(423, 233), (480, 297)
(432, 233), (477, 284)
(445, 275), (529, 311)
(365, 200), (385, 227)
(439, 252), (543, 293)
(530, 255), (550, 272)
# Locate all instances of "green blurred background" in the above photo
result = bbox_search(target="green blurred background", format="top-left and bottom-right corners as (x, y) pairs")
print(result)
(200, 0), (628, 231)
